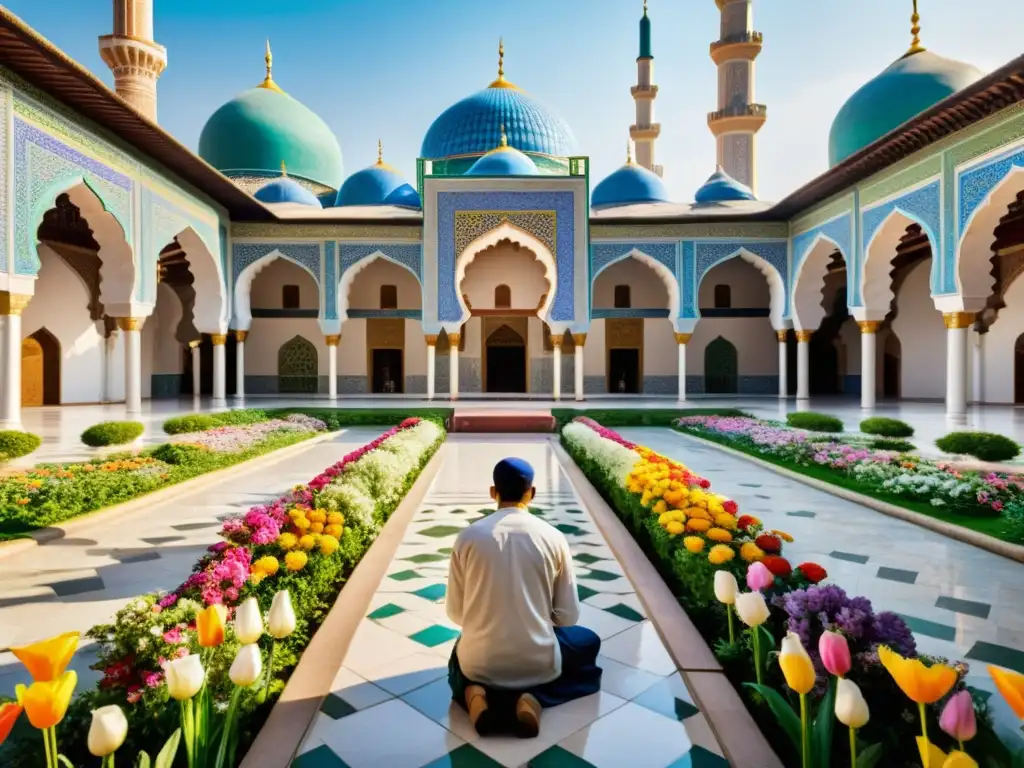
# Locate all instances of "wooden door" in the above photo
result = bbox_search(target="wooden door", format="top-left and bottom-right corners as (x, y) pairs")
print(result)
(21, 338), (44, 407)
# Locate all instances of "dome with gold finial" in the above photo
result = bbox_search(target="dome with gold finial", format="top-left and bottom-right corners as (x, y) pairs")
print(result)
(828, 1), (981, 167)
(334, 141), (421, 207)
(592, 141), (670, 209)
(466, 125), (539, 176)
(420, 40), (576, 169)
(254, 162), (323, 206)
(198, 41), (344, 192)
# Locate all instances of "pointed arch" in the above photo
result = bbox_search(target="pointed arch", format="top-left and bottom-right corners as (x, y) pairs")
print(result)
(174, 227), (228, 334)
(337, 250), (423, 321)
(592, 248), (681, 323)
(861, 208), (937, 318)
(234, 249), (322, 330)
(278, 335), (319, 394)
(792, 233), (847, 331)
(696, 247), (786, 329)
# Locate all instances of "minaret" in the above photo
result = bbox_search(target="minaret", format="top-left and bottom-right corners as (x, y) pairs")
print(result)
(707, 0), (765, 194)
(98, 0), (167, 122)
(630, 0), (662, 177)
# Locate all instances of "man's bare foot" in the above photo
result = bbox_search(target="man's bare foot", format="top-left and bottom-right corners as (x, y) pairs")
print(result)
(465, 685), (497, 735)
(515, 693), (541, 738)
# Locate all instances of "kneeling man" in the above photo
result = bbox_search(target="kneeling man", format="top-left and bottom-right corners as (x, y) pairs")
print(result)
(446, 457), (602, 737)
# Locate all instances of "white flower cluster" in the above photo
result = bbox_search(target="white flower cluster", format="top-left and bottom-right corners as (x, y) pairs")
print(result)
(562, 422), (638, 486)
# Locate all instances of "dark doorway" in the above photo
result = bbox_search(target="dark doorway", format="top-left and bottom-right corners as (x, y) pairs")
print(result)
(884, 332), (902, 400)
(22, 328), (61, 406)
(485, 325), (527, 393)
(32, 328), (61, 405)
(180, 335), (237, 396)
(809, 335), (841, 395)
(704, 336), (738, 394)
(608, 349), (640, 393)
(372, 349), (404, 393)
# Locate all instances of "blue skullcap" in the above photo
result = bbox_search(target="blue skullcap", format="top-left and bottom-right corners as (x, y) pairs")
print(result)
(493, 457), (535, 501)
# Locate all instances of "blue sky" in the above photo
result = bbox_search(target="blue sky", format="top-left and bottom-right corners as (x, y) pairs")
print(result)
(7, 0), (1022, 202)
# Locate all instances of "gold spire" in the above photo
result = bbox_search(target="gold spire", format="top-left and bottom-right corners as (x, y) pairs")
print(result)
(377, 139), (384, 165)
(280, 160), (287, 176)
(259, 39), (284, 92)
(905, 0), (925, 56)
(488, 38), (519, 89)
(643, 0), (648, 15)
(626, 139), (634, 165)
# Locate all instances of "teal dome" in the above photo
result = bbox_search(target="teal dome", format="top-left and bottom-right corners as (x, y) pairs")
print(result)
(199, 84), (344, 189)
(694, 167), (756, 204)
(466, 133), (539, 176)
(592, 160), (670, 209)
(254, 177), (322, 206)
(335, 149), (420, 207)
(829, 50), (982, 167)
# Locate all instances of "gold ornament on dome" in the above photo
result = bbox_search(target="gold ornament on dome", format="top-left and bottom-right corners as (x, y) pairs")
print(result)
(489, 38), (519, 90)
(904, 0), (926, 56)
(258, 39), (284, 92)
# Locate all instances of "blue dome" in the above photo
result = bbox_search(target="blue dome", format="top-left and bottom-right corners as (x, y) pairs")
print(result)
(694, 167), (756, 204)
(335, 155), (420, 207)
(829, 50), (982, 167)
(592, 162), (670, 208)
(254, 177), (322, 206)
(466, 144), (538, 176)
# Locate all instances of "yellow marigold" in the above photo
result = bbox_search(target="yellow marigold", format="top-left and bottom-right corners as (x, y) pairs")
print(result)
(309, 522), (325, 534)
(708, 544), (735, 564)
(292, 516), (311, 531)
(683, 536), (705, 553)
(740, 542), (765, 562)
(685, 506), (710, 520)
(284, 551), (308, 571)
(255, 555), (280, 576)
(327, 512), (344, 526)
(714, 513), (738, 530)
(658, 512), (672, 526)
(277, 532), (299, 550)
(670, 510), (686, 523)
(310, 509), (328, 523)
(319, 535), (340, 555)
(325, 524), (344, 539)
(772, 529), (794, 543)
(249, 571), (267, 585)
(707, 527), (733, 543)
(652, 500), (668, 515)
(299, 534), (318, 551)
(666, 520), (685, 536)
(686, 518), (711, 533)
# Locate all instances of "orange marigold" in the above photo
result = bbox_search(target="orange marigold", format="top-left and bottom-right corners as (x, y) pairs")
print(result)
(686, 518), (711, 533)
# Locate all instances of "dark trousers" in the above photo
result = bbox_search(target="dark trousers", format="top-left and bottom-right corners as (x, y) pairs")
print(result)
(448, 625), (602, 709)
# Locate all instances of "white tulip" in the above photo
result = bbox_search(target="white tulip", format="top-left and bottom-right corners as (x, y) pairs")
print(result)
(713, 571), (738, 605)
(87, 704), (128, 757)
(267, 590), (296, 639)
(835, 678), (870, 729)
(234, 597), (264, 644)
(229, 643), (263, 687)
(734, 591), (770, 627)
(165, 654), (205, 701)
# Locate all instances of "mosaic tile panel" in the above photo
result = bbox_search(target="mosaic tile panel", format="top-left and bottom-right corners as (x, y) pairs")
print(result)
(232, 242), (322, 288)
(590, 243), (679, 282)
(791, 211), (853, 275)
(324, 240), (338, 320)
(680, 241), (696, 317)
(958, 145), (1024, 236)
(340, 243), (423, 283)
(0, 86), (8, 274)
(693, 240), (788, 315)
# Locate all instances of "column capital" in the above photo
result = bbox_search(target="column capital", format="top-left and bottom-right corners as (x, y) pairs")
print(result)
(776, 329), (788, 342)
(115, 316), (146, 332)
(188, 339), (202, 349)
(857, 321), (881, 334)
(943, 312), (975, 329)
(324, 334), (341, 346)
(235, 330), (249, 343)
(674, 333), (692, 344)
(425, 334), (439, 346)
(572, 333), (587, 346)
(0, 292), (32, 316)
(210, 333), (227, 346)
(447, 333), (461, 345)
(795, 329), (813, 342)
(550, 336), (563, 348)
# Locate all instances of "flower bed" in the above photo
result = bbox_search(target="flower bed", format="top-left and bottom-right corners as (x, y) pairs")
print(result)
(561, 417), (1018, 767)
(0, 414), (329, 542)
(0, 417), (445, 765)
(676, 415), (1024, 544)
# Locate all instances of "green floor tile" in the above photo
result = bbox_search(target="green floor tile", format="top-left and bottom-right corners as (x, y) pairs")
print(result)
(368, 603), (406, 620)
(439, 547), (453, 554)
(320, 692), (357, 720)
(388, 569), (421, 581)
(666, 746), (731, 767)
(935, 596), (991, 619)
(604, 603), (645, 622)
(403, 553), (449, 564)
(292, 745), (351, 768)
(577, 584), (599, 601)
(573, 553), (604, 565)
(409, 624), (461, 647)
(579, 568), (620, 582)
(555, 523), (586, 535)
(897, 614), (956, 642)
(422, 744), (505, 767)
(419, 525), (463, 538)
(830, 550), (869, 564)
(413, 583), (448, 602)
(877, 566), (918, 584)
(565, 508), (584, 515)
(528, 745), (596, 767)
(450, 508), (467, 514)
(966, 641), (1024, 674)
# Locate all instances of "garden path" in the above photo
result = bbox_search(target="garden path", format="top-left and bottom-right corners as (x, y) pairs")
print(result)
(294, 434), (730, 768)
(619, 427), (1024, 750)
(0, 428), (385, 696)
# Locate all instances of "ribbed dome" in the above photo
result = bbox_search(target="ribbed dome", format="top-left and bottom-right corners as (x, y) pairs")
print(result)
(592, 161), (670, 209)
(829, 49), (982, 167)
(335, 146), (421, 207)
(694, 167), (756, 204)
(254, 177), (322, 206)
(199, 85), (343, 189)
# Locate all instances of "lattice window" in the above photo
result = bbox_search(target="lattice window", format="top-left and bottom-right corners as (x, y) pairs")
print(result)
(278, 336), (318, 394)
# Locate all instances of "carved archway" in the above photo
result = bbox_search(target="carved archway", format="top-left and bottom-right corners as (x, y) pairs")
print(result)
(860, 208), (936, 320)
(234, 250), (321, 330)
(697, 247), (786, 329)
(792, 234), (848, 331)
(338, 250), (422, 321)
(592, 249), (681, 324)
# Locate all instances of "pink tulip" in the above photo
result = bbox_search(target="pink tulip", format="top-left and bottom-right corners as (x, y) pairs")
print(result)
(746, 562), (774, 592)
(818, 630), (851, 677)
(939, 690), (977, 743)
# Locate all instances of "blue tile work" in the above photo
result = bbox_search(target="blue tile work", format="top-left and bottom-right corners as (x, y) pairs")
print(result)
(406, 375), (427, 394)
(591, 308), (670, 319)
(232, 243), (322, 288)
(583, 375), (606, 394)
(346, 309), (423, 319)
(643, 375), (678, 395)
(529, 356), (575, 396)
(958, 146), (1024, 236)
(244, 375), (279, 395)
(436, 191), (575, 323)
(149, 374), (182, 399)
(324, 240), (338, 320)
(140, 187), (220, 304)
(590, 242), (679, 281)
(338, 376), (368, 395)
(792, 212), (853, 274)
(686, 375), (705, 395)
(739, 375), (779, 395)
(693, 240), (788, 315)
(339, 244), (423, 284)
(681, 241), (696, 317)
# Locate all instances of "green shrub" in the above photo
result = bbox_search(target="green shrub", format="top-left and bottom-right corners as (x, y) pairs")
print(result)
(860, 417), (914, 437)
(149, 442), (210, 465)
(935, 431), (1021, 462)
(0, 430), (41, 460)
(551, 408), (747, 430)
(870, 437), (916, 452)
(162, 414), (218, 434)
(267, 407), (452, 430)
(786, 411), (844, 433)
(81, 421), (144, 447)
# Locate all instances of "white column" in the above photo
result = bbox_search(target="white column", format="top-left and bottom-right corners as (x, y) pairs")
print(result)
(796, 329), (812, 401)
(449, 333), (461, 401)
(776, 330), (788, 398)
(945, 313), (971, 420)
(675, 333), (690, 401)
(211, 334), (227, 406)
(858, 321), (879, 410)
(552, 339), (562, 401)
(234, 331), (247, 401)
(190, 340), (201, 401)
(426, 336), (437, 401)
(326, 334), (339, 400)
(103, 330), (120, 404)
(972, 331), (985, 404)
(573, 334), (585, 401)
(117, 317), (144, 415)
(0, 293), (30, 429)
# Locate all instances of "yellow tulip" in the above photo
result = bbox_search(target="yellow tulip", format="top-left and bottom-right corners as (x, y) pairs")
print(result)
(15, 671), (77, 729)
(779, 632), (816, 695)
(878, 646), (957, 704)
(916, 738), (979, 768)
(197, 604), (227, 648)
(989, 665), (1024, 718)
(10, 631), (79, 682)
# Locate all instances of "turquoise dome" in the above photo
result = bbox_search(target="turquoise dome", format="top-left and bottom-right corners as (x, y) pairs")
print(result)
(254, 177), (322, 206)
(335, 151), (420, 207)
(694, 167), (756, 204)
(592, 161), (670, 208)
(466, 137), (538, 176)
(829, 50), (982, 166)
(199, 84), (344, 189)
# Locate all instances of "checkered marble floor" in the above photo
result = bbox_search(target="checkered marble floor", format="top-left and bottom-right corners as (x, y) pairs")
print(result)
(294, 436), (729, 768)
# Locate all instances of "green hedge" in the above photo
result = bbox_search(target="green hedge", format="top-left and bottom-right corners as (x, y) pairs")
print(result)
(551, 408), (747, 430)
(870, 437), (916, 452)
(0, 430), (41, 461)
(81, 421), (145, 447)
(935, 431), (1021, 463)
(786, 411), (844, 433)
(267, 407), (452, 429)
(860, 417), (914, 438)
(162, 410), (269, 434)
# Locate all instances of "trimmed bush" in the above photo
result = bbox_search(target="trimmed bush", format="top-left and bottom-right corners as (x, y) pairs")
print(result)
(162, 414), (219, 434)
(935, 431), (1021, 463)
(870, 437), (916, 452)
(785, 411), (844, 433)
(0, 430), (42, 460)
(81, 421), (145, 447)
(150, 442), (209, 465)
(860, 417), (914, 438)
(551, 408), (748, 430)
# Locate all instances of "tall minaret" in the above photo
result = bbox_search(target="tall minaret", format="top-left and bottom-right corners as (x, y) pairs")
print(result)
(98, 0), (167, 122)
(630, 0), (662, 177)
(707, 0), (765, 194)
